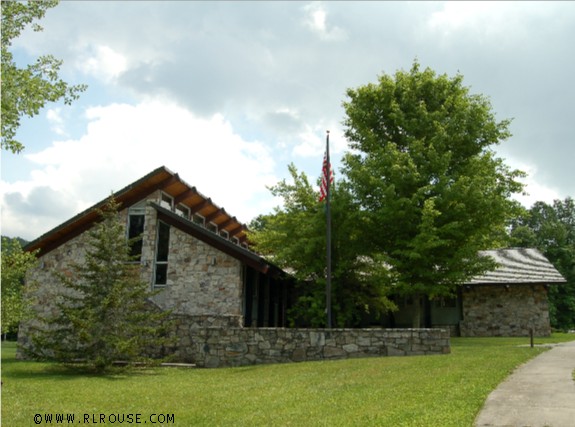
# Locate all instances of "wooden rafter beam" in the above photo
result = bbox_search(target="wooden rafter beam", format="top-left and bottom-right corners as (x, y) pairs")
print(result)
(205, 208), (225, 223)
(217, 217), (235, 230)
(189, 198), (211, 214)
(174, 187), (198, 205)
(228, 224), (246, 238)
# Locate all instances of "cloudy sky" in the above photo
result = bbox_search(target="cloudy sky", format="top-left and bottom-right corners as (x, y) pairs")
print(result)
(2, 1), (574, 241)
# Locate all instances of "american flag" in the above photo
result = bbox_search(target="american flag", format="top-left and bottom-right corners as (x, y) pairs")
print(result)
(319, 151), (334, 202)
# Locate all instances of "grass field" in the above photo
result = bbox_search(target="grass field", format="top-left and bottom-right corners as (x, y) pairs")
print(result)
(2, 334), (574, 427)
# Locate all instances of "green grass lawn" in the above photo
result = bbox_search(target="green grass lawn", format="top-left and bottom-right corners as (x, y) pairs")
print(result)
(2, 334), (574, 427)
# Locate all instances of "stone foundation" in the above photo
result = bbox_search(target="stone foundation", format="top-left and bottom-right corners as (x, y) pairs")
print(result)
(460, 284), (551, 337)
(165, 323), (450, 368)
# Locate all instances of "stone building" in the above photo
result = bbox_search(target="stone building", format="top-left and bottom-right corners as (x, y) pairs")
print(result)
(388, 248), (566, 336)
(18, 166), (451, 366)
(18, 167), (565, 362)
(20, 166), (293, 343)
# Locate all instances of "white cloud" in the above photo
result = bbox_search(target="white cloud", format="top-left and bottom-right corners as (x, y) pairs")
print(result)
(504, 158), (562, 208)
(76, 45), (128, 83)
(4, 1), (573, 241)
(1, 100), (279, 240)
(426, 2), (556, 44)
(303, 2), (347, 41)
(46, 108), (67, 136)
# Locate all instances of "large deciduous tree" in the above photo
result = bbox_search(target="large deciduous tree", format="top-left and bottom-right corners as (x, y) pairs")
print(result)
(250, 164), (394, 328)
(342, 62), (525, 326)
(509, 198), (575, 330)
(1, 0), (86, 153)
(26, 198), (171, 371)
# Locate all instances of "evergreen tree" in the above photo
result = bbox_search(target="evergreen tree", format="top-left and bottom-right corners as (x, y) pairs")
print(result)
(27, 197), (171, 371)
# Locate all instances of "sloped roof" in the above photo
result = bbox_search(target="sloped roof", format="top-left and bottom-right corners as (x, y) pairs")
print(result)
(466, 248), (566, 285)
(151, 201), (284, 277)
(24, 166), (249, 257)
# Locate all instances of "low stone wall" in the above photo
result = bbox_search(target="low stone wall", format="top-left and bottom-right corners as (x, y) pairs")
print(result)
(168, 326), (450, 368)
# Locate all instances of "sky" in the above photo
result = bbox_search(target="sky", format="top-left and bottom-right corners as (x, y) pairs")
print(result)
(2, 1), (574, 241)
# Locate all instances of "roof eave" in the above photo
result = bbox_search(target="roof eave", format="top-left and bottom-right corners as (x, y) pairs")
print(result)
(151, 202), (285, 277)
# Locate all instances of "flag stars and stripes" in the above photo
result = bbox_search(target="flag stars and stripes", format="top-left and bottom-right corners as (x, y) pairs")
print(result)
(319, 151), (334, 202)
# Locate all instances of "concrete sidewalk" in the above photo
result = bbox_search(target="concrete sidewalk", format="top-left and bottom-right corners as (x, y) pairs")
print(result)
(474, 340), (575, 427)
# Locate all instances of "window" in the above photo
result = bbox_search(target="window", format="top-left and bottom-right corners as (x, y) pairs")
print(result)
(219, 229), (229, 240)
(435, 296), (457, 308)
(231, 236), (240, 245)
(175, 203), (190, 219)
(192, 213), (205, 226)
(154, 221), (170, 287)
(160, 192), (173, 210)
(127, 205), (146, 261)
(207, 222), (217, 234)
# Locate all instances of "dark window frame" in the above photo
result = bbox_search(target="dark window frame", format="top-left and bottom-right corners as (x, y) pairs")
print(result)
(154, 221), (171, 287)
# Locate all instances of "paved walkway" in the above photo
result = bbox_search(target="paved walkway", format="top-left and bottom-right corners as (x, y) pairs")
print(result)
(474, 340), (575, 427)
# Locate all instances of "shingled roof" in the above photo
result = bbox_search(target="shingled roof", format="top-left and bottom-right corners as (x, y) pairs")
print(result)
(466, 248), (566, 285)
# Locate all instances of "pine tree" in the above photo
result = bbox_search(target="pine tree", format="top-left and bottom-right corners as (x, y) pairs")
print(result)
(27, 197), (171, 371)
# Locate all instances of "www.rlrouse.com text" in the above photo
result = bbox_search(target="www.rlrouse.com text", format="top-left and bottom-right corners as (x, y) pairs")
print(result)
(33, 413), (175, 424)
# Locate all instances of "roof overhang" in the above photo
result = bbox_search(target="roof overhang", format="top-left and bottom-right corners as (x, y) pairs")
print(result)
(25, 166), (250, 257)
(464, 248), (567, 286)
(151, 202), (284, 277)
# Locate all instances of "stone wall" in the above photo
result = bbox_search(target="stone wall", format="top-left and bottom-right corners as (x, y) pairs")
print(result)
(151, 223), (243, 318)
(166, 321), (450, 368)
(18, 230), (92, 352)
(18, 195), (245, 356)
(460, 284), (551, 337)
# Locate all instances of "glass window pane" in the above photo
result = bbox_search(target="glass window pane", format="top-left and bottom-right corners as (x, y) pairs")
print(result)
(155, 264), (168, 285)
(156, 221), (170, 262)
(128, 214), (145, 259)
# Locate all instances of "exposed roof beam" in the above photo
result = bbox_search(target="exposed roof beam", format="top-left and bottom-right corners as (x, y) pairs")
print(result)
(189, 198), (211, 214)
(173, 187), (198, 205)
(227, 224), (246, 237)
(205, 208), (225, 223)
(157, 174), (180, 190)
(152, 203), (283, 277)
(217, 217), (235, 230)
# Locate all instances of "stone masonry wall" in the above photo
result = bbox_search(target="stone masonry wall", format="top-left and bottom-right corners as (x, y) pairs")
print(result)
(18, 196), (244, 356)
(460, 285), (551, 337)
(151, 225), (243, 319)
(166, 322), (450, 368)
(18, 229), (93, 353)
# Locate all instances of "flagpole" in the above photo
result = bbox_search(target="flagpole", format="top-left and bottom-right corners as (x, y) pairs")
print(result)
(325, 130), (332, 329)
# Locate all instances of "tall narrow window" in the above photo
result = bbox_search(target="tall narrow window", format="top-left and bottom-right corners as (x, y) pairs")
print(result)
(128, 206), (145, 261)
(154, 221), (170, 287)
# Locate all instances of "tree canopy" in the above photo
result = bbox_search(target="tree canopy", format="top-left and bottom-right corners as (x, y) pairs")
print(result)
(253, 62), (526, 327)
(509, 198), (575, 330)
(1, 237), (36, 339)
(1, 0), (86, 153)
(250, 164), (394, 327)
(342, 62), (525, 325)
